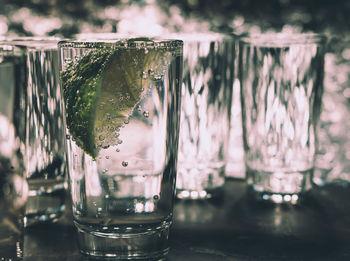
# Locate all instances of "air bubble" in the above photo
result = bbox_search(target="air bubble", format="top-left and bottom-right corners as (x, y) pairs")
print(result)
(141, 72), (147, 79)
(153, 195), (159, 200)
(144, 48), (149, 54)
(105, 156), (110, 159)
(103, 168), (108, 173)
(66, 135), (70, 139)
(98, 135), (105, 141)
(143, 111), (149, 118)
(118, 140), (123, 144)
(122, 161), (128, 167)
(106, 113), (111, 122)
(137, 105), (142, 111)
(116, 148), (120, 152)
(102, 145), (110, 149)
(124, 119), (129, 124)
(148, 69), (154, 76)
(154, 75), (162, 81)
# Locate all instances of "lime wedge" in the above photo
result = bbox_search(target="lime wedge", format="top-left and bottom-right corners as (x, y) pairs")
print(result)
(61, 41), (171, 159)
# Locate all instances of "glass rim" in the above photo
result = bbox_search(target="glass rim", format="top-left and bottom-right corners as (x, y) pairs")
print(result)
(236, 32), (327, 47)
(58, 37), (183, 49)
(0, 36), (61, 50)
(164, 32), (233, 42)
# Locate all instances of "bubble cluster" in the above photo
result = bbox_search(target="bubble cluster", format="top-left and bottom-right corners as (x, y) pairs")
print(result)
(143, 111), (149, 118)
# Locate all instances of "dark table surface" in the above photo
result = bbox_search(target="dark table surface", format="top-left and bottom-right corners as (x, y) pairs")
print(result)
(23, 178), (350, 261)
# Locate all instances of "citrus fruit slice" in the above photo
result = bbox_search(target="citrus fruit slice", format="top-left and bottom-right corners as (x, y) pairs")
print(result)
(61, 40), (170, 159)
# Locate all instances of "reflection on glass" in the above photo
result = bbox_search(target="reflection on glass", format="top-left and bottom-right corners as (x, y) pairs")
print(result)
(3, 37), (67, 227)
(0, 44), (28, 260)
(169, 32), (235, 199)
(239, 33), (326, 203)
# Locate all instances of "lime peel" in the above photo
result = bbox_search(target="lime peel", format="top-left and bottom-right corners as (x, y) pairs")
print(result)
(61, 41), (171, 159)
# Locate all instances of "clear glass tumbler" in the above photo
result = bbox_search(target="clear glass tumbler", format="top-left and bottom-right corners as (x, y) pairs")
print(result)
(6, 37), (67, 226)
(0, 44), (28, 260)
(59, 38), (183, 259)
(238, 33), (326, 203)
(172, 33), (235, 199)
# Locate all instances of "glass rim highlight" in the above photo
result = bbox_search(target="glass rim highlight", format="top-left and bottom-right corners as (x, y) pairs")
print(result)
(58, 38), (183, 50)
(236, 32), (327, 47)
(165, 32), (234, 43)
(0, 36), (61, 50)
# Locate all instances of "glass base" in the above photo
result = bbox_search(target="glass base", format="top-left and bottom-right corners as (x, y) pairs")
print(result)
(24, 179), (66, 227)
(176, 187), (223, 200)
(176, 166), (225, 200)
(75, 221), (171, 260)
(246, 166), (313, 204)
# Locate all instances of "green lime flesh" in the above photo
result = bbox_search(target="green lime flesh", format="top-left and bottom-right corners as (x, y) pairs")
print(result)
(61, 44), (170, 159)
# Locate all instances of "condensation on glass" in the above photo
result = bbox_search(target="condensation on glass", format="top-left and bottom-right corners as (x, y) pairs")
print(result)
(238, 33), (326, 204)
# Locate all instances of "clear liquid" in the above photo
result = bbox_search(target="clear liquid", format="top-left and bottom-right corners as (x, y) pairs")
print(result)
(239, 38), (324, 188)
(24, 47), (67, 224)
(247, 166), (313, 193)
(0, 49), (26, 260)
(63, 43), (182, 235)
(26, 48), (67, 181)
(74, 172), (170, 231)
(177, 38), (234, 194)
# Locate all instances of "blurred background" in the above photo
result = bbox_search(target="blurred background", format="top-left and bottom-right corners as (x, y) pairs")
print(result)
(1, 0), (350, 185)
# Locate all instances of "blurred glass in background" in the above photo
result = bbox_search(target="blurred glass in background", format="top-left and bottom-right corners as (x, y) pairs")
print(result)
(0, 0), (349, 186)
(1, 38), (67, 227)
(171, 32), (234, 199)
(0, 44), (28, 260)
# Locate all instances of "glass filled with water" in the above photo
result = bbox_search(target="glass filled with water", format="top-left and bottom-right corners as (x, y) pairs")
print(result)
(168, 33), (235, 199)
(238, 33), (326, 203)
(0, 44), (28, 260)
(5, 37), (67, 226)
(59, 37), (183, 259)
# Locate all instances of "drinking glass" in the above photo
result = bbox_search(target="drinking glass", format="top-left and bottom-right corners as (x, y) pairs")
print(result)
(238, 33), (326, 203)
(6, 37), (67, 226)
(59, 38), (183, 259)
(0, 44), (28, 260)
(171, 33), (235, 199)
